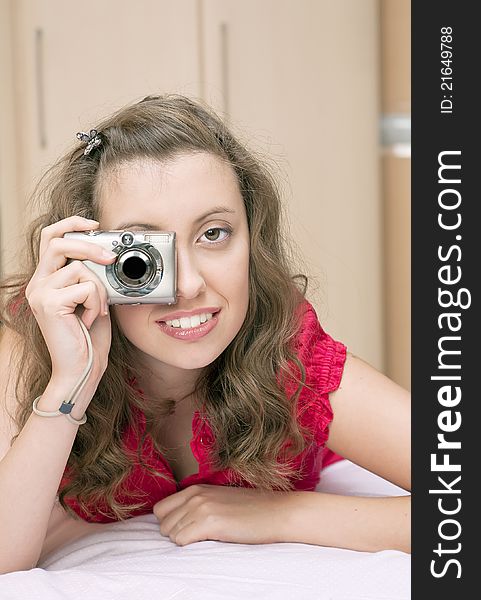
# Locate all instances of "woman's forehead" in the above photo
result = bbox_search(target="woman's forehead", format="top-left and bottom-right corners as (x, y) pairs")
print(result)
(97, 153), (244, 227)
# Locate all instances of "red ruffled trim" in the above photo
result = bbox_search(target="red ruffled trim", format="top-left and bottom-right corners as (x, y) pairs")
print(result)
(293, 300), (347, 448)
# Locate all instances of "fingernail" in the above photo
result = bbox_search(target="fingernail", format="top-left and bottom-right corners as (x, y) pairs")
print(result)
(102, 250), (117, 259)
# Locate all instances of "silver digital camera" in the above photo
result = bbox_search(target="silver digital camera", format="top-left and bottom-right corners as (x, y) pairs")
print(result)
(63, 230), (177, 304)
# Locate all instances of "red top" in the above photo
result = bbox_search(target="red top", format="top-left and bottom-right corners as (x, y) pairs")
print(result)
(62, 299), (347, 522)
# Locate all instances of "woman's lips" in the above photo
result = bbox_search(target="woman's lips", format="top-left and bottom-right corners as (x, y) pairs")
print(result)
(156, 312), (220, 340)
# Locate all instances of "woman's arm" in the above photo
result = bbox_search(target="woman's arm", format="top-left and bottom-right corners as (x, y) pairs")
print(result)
(0, 327), (102, 573)
(327, 352), (411, 492)
(153, 482), (411, 552)
(0, 216), (116, 573)
(280, 491), (410, 553)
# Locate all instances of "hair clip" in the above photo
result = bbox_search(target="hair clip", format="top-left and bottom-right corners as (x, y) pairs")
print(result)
(76, 129), (102, 156)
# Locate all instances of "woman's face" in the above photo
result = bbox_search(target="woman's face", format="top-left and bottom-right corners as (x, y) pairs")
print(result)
(98, 152), (250, 380)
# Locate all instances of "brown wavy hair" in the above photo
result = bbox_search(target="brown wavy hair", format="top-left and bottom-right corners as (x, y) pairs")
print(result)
(0, 94), (318, 520)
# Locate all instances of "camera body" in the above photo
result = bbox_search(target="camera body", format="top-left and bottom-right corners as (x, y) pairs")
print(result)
(64, 230), (177, 304)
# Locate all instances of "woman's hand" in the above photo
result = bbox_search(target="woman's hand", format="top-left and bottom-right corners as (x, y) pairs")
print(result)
(153, 484), (291, 546)
(24, 216), (117, 393)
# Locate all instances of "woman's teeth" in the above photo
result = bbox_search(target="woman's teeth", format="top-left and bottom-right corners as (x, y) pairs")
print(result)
(165, 313), (214, 329)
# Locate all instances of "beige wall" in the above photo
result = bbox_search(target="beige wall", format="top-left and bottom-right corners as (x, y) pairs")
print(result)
(0, 1), (23, 275)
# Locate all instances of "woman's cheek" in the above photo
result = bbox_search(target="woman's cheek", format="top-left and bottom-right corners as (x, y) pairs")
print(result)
(111, 305), (149, 337)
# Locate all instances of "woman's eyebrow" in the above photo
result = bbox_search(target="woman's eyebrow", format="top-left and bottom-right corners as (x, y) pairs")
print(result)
(115, 206), (236, 230)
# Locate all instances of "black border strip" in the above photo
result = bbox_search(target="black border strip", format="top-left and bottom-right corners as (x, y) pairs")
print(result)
(412, 2), (477, 596)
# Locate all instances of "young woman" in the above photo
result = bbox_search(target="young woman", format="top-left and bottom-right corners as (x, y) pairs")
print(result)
(0, 94), (410, 574)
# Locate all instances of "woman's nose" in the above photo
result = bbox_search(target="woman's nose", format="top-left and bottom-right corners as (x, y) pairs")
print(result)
(175, 249), (207, 300)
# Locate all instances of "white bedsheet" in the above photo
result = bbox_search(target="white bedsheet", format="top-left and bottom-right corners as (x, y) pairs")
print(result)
(0, 460), (410, 600)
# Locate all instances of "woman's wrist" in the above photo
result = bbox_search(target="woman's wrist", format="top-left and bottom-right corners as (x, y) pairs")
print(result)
(40, 375), (99, 418)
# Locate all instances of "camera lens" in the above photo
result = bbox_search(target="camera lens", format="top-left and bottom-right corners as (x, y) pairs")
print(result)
(122, 255), (147, 280)
(105, 241), (164, 298)
(115, 249), (153, 287)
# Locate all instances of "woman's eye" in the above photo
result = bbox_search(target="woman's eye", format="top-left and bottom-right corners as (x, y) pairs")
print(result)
(199, 227), (232, 244)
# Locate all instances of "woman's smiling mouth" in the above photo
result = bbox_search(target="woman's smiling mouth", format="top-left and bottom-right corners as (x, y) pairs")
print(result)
(156, 311), (221, 340)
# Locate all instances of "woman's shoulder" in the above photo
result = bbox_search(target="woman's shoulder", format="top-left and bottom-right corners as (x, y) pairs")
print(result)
(292, 299), (347, 395)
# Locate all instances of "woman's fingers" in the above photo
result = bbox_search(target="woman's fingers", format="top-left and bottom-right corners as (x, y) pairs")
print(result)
(38, 216), (100, 257)
(26, 216), (116, 314)
(157, 502), (192, 537)
(45, 259), (106, 295)
(47, 260), (110, 318)
(56, 281), (104, 329)
(34, 237), (116, 279)
(28, 261), (109, 327)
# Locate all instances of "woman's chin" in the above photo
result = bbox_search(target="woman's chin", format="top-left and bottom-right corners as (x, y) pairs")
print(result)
(160, 347), (222, 371)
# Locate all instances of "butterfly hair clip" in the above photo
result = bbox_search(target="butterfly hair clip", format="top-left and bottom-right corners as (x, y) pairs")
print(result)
(76, 129), (102, 156)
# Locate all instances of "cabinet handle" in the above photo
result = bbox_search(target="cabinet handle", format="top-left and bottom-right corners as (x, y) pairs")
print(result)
(220, 21), (230, 119)
(35, 28), (47, 149)
(380, 114), (410, 157)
